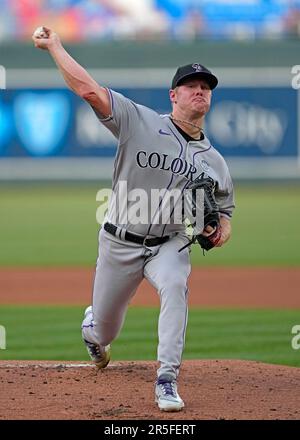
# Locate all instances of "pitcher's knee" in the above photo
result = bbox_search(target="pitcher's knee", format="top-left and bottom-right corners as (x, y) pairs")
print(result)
(159, 276), (188, 298)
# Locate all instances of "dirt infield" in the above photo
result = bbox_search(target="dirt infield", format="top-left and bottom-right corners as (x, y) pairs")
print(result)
(0, 360), (300, 420)
(0, 266), (300, 308)
(1, 266), (299, 420)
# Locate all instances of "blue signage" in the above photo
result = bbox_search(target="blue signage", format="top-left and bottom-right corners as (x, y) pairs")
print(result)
(0, 96), (14, 154)
(14, 91), (71, 156)
(205, 88), (297, 157)
(0, 86), (298, 159)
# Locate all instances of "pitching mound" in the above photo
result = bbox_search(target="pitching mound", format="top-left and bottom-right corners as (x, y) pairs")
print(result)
(0, 360), (299, 420)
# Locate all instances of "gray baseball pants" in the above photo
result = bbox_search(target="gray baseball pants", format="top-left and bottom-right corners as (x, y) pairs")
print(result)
(81, 227), (191, 379)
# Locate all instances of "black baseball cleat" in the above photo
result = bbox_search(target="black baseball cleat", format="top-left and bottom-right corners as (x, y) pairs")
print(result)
(83, 338), (111, 369)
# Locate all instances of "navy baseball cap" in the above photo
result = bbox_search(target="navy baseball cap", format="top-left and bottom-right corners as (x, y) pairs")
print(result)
(171, 63), (218, 90)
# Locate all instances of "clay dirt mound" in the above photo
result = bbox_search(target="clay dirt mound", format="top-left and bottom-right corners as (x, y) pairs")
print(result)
(0, 360), (299, 420)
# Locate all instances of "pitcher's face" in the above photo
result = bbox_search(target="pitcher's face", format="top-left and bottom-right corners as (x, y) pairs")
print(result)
(170, 78), (212, 116)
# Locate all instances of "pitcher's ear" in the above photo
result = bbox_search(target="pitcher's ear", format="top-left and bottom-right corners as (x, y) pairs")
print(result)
(169, 89), (177, 104)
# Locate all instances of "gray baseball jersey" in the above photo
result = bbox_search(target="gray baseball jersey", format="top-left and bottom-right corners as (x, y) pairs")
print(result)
(82, 88), (235, 381)
(94, 89), (235, 236)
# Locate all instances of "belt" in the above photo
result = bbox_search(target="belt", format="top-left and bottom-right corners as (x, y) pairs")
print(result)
(104, 222), (170, 247)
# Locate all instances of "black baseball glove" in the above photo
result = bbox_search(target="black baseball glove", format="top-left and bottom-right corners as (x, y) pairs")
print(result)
(179, 176), (222, 252)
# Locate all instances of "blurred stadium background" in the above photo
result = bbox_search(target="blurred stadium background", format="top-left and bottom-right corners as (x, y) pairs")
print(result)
(0, 1), (300, 365)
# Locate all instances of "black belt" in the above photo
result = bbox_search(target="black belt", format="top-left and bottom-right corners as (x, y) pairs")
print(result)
(104, 222), (170, 247)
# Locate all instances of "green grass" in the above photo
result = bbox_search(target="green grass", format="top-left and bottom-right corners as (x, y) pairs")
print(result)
(0, 306), (299, 367)
(0, 183), (100, 266)
(192, 185), (300, 266)
(0, 182), (299, 266)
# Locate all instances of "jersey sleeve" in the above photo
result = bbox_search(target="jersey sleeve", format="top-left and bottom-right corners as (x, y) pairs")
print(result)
(215, 166), (235, 220)
(91, 88), (139, 143)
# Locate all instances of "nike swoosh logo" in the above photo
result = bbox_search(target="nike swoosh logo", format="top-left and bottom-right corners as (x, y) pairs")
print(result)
(159, 129), (171, 136)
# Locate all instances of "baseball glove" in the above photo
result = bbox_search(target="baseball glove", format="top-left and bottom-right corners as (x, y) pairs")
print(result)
(179, 176), (222, 252)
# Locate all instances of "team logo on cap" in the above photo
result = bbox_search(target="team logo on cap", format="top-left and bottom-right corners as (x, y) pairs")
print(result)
(192, 63), (203, 72)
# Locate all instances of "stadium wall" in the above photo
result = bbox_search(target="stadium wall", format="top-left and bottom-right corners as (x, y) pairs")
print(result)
(1, 39), (300, 68)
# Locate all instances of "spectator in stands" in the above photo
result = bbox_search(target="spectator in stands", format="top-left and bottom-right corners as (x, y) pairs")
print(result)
(155, 0), (205, 39)
(282, 0), (300, 37)
(0, 0), (17, 42)
(102, 0), (168, 39)
(1, 0), (299, 41)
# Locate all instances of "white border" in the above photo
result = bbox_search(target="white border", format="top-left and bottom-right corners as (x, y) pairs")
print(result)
(0, 157), (299, 180)
(0, 66), (6, 89)
(298, 89), (300, 168)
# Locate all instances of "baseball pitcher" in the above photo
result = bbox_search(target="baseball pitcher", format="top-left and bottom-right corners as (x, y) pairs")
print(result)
(33, 27), (235, 412)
